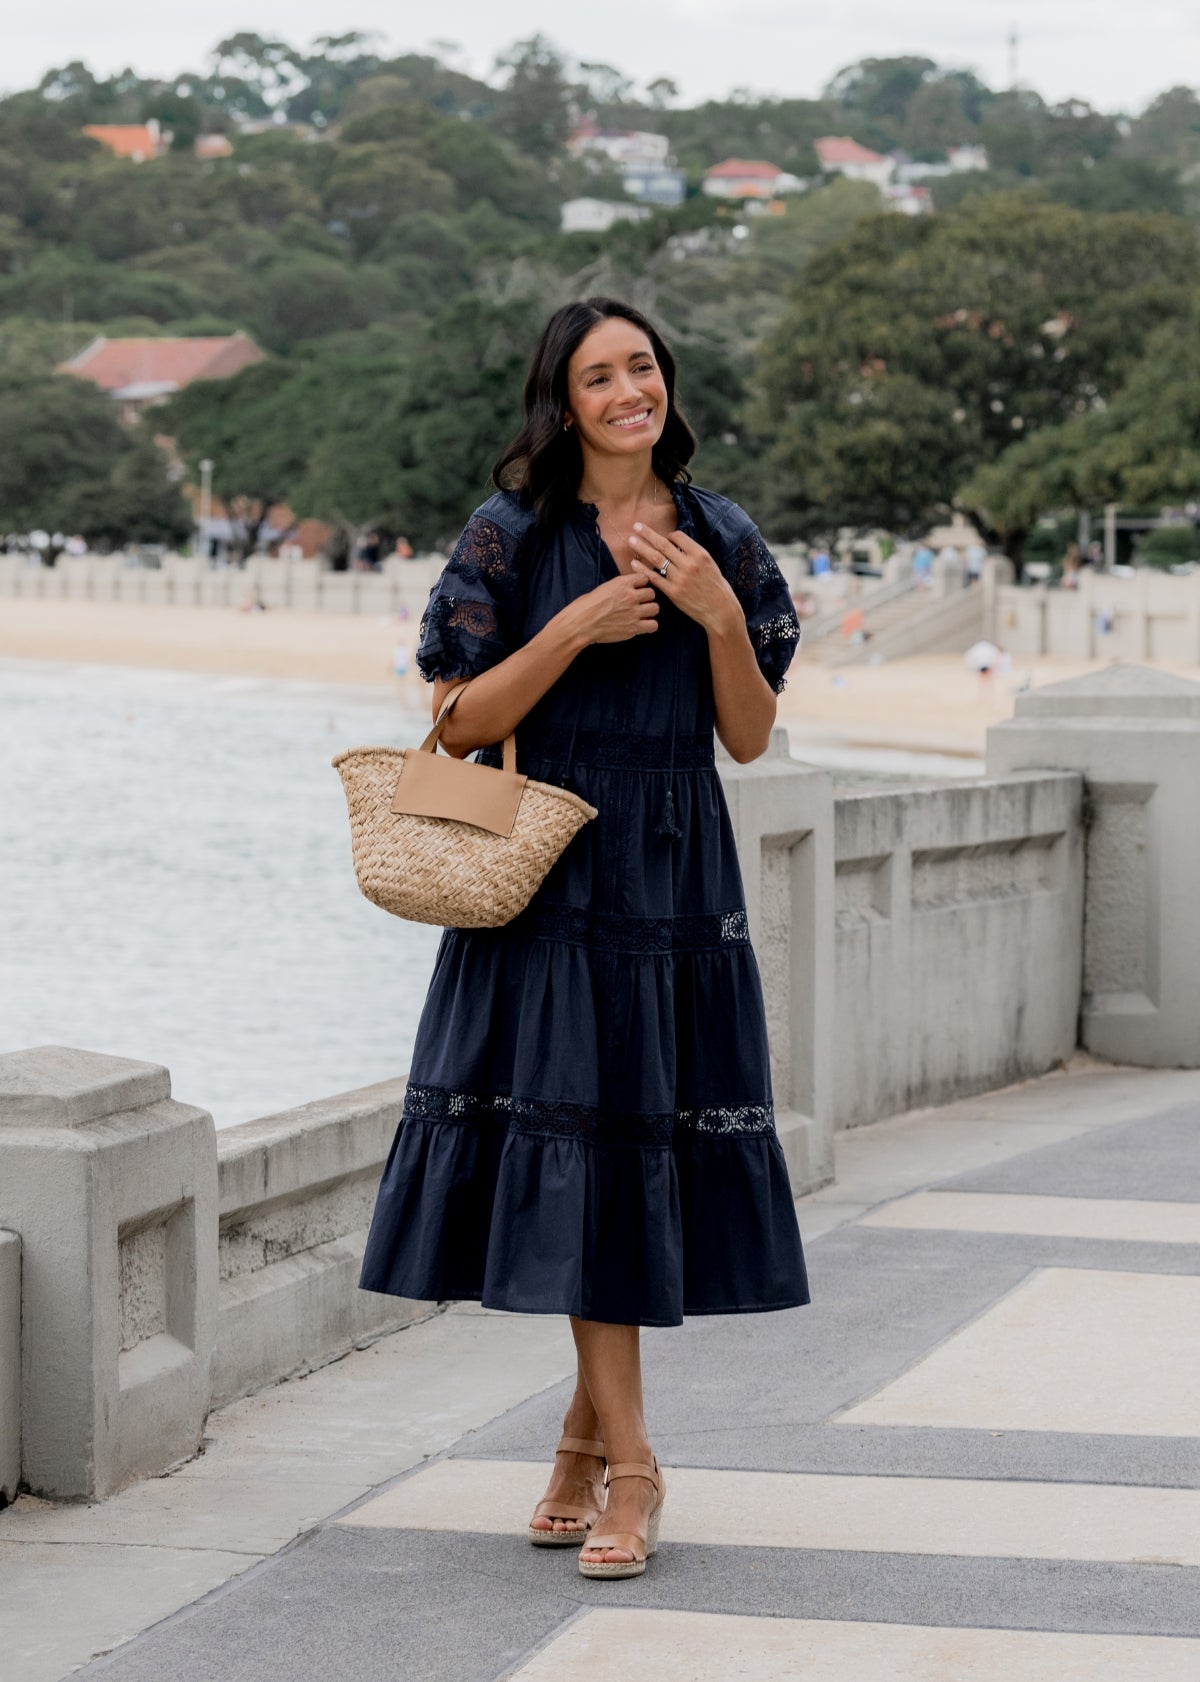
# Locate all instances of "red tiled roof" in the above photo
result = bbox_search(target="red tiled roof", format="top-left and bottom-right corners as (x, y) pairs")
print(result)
(83, 124), (162, 161)
(816, 136), (887, 166)
(62, 335), (264, 395)
(705, 158), (784, 179)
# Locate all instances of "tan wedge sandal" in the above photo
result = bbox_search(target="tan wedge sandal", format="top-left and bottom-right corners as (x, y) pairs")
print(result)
(527, 1435), (607, 1547)
(577, 1457), (666, 1580)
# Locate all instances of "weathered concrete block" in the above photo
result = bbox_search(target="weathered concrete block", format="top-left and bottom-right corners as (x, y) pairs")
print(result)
(215, 1079), (427, 1406)
(0, 1229), (19, 1503)
(0, 1047), (218, 1500)
(720, 730), (835, 1194)
(833, 773), (1083, 1128)
(988, 664), (1200, 1066)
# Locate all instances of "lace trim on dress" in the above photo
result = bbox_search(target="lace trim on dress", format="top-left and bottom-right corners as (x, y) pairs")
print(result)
(402, 1082), (776, 1147)
(728, 528), (802, 694)
(415, 515), (522, 682)
(508, 904), (750, 953)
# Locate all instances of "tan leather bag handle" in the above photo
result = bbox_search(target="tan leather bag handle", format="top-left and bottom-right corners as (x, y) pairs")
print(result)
(418, 678), (517, 774)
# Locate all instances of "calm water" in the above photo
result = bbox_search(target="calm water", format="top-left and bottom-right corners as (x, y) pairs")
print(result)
(1, 660), (441, 1128)
(0, 660), (977, 1131)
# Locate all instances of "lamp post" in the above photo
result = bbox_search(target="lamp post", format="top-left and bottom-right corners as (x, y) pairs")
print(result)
(198, 459), (213, 567)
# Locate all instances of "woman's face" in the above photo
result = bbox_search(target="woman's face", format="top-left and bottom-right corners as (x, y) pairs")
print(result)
(564, 318), (669, 461)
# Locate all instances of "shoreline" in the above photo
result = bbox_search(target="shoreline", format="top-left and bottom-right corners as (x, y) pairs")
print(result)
(3, 595), (1196, 761)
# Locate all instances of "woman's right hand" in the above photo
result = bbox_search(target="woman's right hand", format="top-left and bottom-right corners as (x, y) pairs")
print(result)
(571, 573), (660, 646)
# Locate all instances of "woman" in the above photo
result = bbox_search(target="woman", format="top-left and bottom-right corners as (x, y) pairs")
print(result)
(359, 297), (809, 1579)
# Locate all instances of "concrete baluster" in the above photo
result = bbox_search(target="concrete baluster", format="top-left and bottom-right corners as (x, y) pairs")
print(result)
(0, 1047), (217, 1500)
(988, 664), (1200, 1066)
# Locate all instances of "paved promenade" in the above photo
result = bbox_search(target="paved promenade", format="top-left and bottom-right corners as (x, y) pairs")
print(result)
(3, 1058), (1198, 1680)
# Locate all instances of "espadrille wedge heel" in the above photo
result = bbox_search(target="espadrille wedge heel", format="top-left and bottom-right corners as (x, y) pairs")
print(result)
(577, 1457), (666, 1580)
(528, 1436), (607, 1546)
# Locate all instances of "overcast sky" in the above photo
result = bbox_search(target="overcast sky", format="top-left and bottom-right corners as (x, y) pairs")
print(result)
(6, 1), (1198, 114)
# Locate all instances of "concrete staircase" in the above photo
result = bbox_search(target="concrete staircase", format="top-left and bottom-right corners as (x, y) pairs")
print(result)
(799, 579), (984, 666)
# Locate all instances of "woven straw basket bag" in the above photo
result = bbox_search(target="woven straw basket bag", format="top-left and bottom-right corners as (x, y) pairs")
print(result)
(332, 680), (598, 928)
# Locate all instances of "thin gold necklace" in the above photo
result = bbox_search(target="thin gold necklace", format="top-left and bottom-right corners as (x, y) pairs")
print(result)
(591, 476), (660, 554)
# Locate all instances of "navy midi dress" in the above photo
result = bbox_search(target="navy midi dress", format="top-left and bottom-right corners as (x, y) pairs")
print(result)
(358, 479), (810, 1327)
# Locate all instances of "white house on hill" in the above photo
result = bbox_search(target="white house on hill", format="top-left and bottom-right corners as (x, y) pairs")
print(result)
(815, 136), (894, 188)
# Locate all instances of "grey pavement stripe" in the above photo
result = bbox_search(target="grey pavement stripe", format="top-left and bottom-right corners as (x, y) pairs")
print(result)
(70, 1527), (1200, 1682)
(946, 1105), (1200, 1202)
(457, 1224), (1200, 1485)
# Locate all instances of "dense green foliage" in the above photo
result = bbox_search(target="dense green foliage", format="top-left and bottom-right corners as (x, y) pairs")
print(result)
(1, 34), (1199, 551)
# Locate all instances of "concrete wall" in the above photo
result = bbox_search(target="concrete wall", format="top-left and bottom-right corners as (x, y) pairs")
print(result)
(0, 1229), (19, 1503)
(833, 773), (1084, 1129)
(215, 1081), (431, 1408)
(0, 552), (444, 619)
(720, 731), (835, 1194)
(991, 569), (1200, 662)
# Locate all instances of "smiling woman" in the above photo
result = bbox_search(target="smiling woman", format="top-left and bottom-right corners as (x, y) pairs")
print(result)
(355, 296), (807, 1582)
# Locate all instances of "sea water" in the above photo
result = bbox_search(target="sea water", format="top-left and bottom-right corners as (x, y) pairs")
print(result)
(0, 660), (440, 1128)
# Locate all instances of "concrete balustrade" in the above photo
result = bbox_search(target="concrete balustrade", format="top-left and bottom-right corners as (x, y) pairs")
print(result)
(0, 551), (444, 618)
(3, 664), (1199, 1503)
(0, 1047), (217, 1501)
(1, 1229), (19, 1503)
(214, 1080), (430, 1408)
(991, 567), (1200, 662)
(988, 664), (1200, 1065)
(832, 773), (1083, 1129)
(720, 730), (835, 1194)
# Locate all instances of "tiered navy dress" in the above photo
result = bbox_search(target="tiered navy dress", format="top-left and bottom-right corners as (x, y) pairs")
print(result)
(358, 480), (810, 1327)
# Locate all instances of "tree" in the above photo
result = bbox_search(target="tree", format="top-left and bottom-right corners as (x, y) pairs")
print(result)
(159, 359), (314, 559)
(960, 313), (1200, 538)
(752, 194), (1200, 545)
(492, 37), (573, 160)
(0, 373), (188, 543)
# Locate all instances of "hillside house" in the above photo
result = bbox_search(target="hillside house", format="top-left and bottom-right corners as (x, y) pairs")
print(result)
(702, 159), (805, 199)
(561, 198), (653, 234)
(815, 136), (894, 188)
(82, 119), (167, 162)
(61, 334), (265, 423)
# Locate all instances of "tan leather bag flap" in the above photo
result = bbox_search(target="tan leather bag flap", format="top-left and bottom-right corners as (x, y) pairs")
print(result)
(390, 750), (527, 837)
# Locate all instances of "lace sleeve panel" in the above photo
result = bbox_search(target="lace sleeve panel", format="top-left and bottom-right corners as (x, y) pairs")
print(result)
(725, 525), (802, 694)
(416, 514), (522, 683)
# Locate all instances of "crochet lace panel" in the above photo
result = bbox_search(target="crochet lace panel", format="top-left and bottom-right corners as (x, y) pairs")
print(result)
(402, 1082), (776, 1148)
(729, 528), (802, 694)
(508, 904), (750, 953)
(416, 516), (520, 681)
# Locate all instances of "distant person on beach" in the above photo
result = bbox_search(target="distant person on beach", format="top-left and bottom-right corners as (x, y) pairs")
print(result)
(912, 542), (934, 586)
(356, 296), (809, 1584)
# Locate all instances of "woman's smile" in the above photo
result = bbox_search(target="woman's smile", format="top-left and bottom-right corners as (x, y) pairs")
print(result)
(608, 408), (654, 430)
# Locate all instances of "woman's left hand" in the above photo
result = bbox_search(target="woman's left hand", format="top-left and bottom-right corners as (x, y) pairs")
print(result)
(628, 524), (743, 638)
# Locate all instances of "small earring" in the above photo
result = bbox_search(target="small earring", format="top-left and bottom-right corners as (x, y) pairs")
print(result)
(563, 419), (572, 432)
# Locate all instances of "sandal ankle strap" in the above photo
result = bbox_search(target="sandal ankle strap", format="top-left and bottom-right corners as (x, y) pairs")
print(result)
(557, 1435), (605, 1459)
(604, 1458), (660, 1489)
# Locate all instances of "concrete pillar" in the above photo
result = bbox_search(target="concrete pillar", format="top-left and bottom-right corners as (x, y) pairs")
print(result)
(719, 730), (836, 1195)
(987, 664), (1200, 1066)
(931, 550), (965, 598)
(982, 555), (1015, 642)
(0, 1047), (218, 1499)
(1, 1229), (19, 1503)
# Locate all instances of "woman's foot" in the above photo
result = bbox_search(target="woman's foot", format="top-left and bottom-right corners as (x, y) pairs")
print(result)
(528, 1436), (607, 1544)
(578, 1457), (665, 1575)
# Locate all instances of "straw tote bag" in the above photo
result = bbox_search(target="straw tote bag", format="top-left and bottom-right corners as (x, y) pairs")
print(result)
(332, 680), (598, 928)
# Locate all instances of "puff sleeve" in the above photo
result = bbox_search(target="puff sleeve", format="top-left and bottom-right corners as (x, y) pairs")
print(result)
(415, 509), (523, 683)
(725, 523), (803, 693)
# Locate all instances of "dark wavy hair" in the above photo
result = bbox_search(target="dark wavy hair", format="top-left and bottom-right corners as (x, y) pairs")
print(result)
(491, 297), (696, 532)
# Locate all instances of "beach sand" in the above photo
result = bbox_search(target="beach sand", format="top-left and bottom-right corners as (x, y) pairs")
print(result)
(2, 595), (1193, 758)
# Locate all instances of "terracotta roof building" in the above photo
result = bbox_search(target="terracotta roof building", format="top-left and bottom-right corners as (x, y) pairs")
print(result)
(62, 334), (265, 421)
(815, 136), (894, 187)
(701, 158), (805, 199)
(82, 120), (167, 162)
